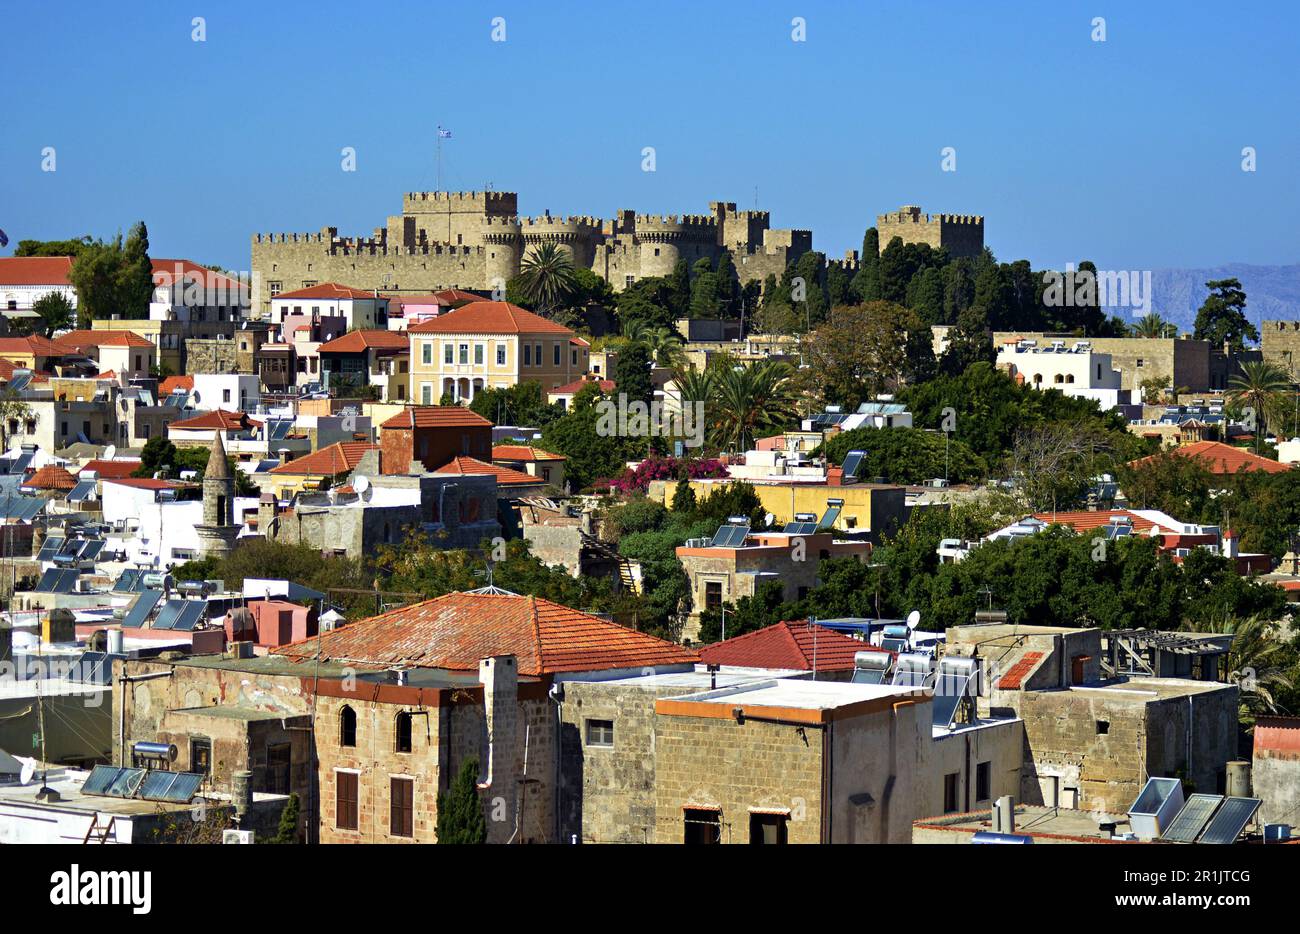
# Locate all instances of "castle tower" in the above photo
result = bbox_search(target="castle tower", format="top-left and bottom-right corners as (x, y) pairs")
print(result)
(195, 434), (241, 559)
(876, 205), (984, 259)
(482, 217), (523, 294)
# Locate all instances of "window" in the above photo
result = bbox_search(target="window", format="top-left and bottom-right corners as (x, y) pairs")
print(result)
(586, 719), (614, 747)
(459, 343), (469, 365)
(267, 742), (291, 794)
(975, 761), (991, 802)
(553, 343), (561, 366)
(223, 388), (232, 403)
(1096, 719), (1110, 735)
(340, 705), (357, 747)
(534, 343), (542, 366)
(496, 343), (506, 366)
(269, 281), (282, 297)
(421, 383), (432, 405)
(474, 344), (484, 365)
(395, 711), (413, 753)
(191, 738), (212, 776)
(684, 808), (721, 844)
(571, 349), (578, 366)
(943, 771), (959, 813)
(704, 580), (723, 610)
(423, 342), (433, 365)
(523, 343), (532, 367)
(390, 777), (414, 837)
(749, 812), (788, 844)
(336, 770), (359, 830)
(443, 343), (452, 365)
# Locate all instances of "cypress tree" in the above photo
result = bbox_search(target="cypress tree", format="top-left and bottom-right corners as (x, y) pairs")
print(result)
(436, 758), (488, 844)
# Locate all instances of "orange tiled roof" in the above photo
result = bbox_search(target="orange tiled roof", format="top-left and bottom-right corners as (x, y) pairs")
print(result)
(431, 456), (540, 486)
(169, 409), (262, 432)
(997, 651), (1045, 690)
(380, 406), (492, 430)
(549, 378), (615, 395)
(492, 444), (565, 463)
(23, 464), (78, 491)
(150, 259), (245, 293)
(272, 591), (700, 676)
(1129, 440), (1290, 475)
(158, 374), (195, 394)
(1030, 509), (1161, 534)
(0, 334), (66, 357)
(317, 329), (410, 354)
(55, 329), (155, 350)
(697, 620), (869, 672)
(273, 283), (378, 301)
(407, 301), (574, 336)
(79, 459), (142, 480)
(104, 477), (192, 491)
(0, 256), (74, 285)
(268, 441), (378, 476)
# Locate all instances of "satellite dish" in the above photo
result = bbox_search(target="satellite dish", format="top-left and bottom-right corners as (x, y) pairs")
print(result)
(17, 756), (37, 785)
(103, 445), (117, 461)
(353, 475), (370, 494)
(905, 609), (921, 630)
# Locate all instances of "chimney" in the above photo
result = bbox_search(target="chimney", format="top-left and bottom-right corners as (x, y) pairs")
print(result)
(993, 795), (1016, 834)
(233, 770), (253, 823)
(477, 655), (518, 844)
(1223, 529), (1239, 559)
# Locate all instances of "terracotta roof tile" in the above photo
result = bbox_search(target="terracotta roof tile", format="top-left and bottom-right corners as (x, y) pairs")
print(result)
(158, 375), (195, 394)
(169, 409), (262, 432)
(273, 282), (379, 301)
(1030, 509), (1160, 534)
(54, 329), (155, 351)
(698, 620), (868, 672)
(272, 591), (699, 675)
(23, 464), (78, 491)
(1129, 440), (1290, 475)
(407, 301), (574, 336)
(317, 329), (410, 354)
(431, 455), (540, 486)
(380, 406), (493, 430)
(997, 651), (1045, 690)
(549, 378), (615, 395)
(0, 256), (74, 285)
(78, 459), (142, 480)
(492, 445), (565, 463)
(269, 441), (378, 476)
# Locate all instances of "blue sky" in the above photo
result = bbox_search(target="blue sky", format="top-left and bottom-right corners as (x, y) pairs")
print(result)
(1, 0), (1297, 273)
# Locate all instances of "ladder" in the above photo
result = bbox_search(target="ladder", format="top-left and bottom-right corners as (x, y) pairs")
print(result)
(83, 814), (118, 844)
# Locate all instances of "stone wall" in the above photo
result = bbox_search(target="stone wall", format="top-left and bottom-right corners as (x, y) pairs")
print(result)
(185, 338), (242, 375)
(877, 205), (984, 259)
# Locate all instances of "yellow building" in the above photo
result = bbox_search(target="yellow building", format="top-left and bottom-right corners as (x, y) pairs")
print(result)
(406, 301), (589, 405)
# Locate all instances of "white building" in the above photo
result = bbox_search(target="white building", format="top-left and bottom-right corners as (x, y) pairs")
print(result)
(100, 478), (256, 567)
(269, 283), (387, 332)
(997, 338), (1127, 409)
(0, 256), (78, 316)
(191, 373), (261, 412)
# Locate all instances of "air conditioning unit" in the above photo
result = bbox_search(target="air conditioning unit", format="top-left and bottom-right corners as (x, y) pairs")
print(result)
(222, 829), (254, 844)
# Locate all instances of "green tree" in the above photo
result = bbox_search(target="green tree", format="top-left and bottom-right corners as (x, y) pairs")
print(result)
(515, 242), (576, 314)
(817, 426), (985, 485)
(14, 237), (92, 257)
(1184, 614), (1294, 722)
(1132, 313), (1176, 339)
(31, 292), (75, 337)
(1193, 278), (1257, 350)
(1225, 360), (1292, 451)
(614, 340), (653, 407)
(271, 793), (301, 843)
(436, 758), (487, 844)
(710, 359), (798, 453)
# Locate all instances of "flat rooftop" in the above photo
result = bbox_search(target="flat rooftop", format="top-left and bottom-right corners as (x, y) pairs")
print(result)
(915, 805), (1135, 843)
(1065, 677), (1233, 700)
(658, 678), (929, 723)
(0, 767), (285, 819)
(576, 665), (808, 690)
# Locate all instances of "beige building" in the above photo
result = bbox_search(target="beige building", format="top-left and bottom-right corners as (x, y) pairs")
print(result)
(406, 301), (589, 404)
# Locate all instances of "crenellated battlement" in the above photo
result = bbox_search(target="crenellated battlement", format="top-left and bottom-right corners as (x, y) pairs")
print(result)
(254, 231), (331, 244)
(876, 205), (984, 259)
(634, 213), (718, 230)
(520, 214), (603, 230)
(403, 190), (518, 207)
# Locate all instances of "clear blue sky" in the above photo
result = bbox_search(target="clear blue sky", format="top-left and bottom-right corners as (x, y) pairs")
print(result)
(1, 0), (1296, 274)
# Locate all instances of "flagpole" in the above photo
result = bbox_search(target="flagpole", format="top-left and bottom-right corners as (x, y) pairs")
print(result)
(436, 125), (442, 191)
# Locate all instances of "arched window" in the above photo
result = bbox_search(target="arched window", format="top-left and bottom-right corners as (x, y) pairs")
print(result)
(1065, 373), (1075, 384)
(1053, 373), (1064, 384)
(395, 712), (413, 753)
(340, 705), (357, 747)
(1033, 374), (1042, 384)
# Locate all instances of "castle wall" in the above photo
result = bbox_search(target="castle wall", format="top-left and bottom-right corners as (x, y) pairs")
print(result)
(877, 205), (984, 259)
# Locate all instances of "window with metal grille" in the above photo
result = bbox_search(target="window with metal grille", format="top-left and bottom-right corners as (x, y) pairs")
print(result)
(336, 771), (358, 830)
(390, 777), (414, 837)
(267, 742), (291, 794)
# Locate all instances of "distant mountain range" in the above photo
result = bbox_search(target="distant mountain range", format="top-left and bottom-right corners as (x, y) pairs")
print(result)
(1100, 263), (1300, 333)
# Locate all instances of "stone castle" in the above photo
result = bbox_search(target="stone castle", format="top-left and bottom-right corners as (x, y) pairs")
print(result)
(876, 205), (985, 259)
(250, 193), (984, 310)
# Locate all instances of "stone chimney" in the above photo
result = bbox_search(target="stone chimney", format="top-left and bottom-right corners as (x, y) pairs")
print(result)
(477, 655), (518, 844)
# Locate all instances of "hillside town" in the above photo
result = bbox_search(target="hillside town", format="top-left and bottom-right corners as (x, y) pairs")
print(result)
(0, 188), (1298, 852)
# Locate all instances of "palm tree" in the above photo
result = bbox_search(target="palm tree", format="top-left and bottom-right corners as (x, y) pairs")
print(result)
(1184, 614), (1295, 722)
(710, 359), (799, 453)
(1132, 313), (1175, 339)
(516, 242), (575, 314)
(625, 320), (684, 368)
(1225, 361), (1293, 452)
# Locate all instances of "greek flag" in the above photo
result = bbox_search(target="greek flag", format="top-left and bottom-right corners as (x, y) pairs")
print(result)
(438, 129), (452, 139)
(0, 229), (8, 248)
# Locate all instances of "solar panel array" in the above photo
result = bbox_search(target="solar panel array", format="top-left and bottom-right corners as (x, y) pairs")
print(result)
(1199, 797), (1261, 845)
(35, 568), (82, 593)
(67, 480), (99, 503)
(121, 589), (164, 629)
(839, 450), (866, 480)
(0, 495), (45, 521)
(1161, 794), (1223, 843)
(817, 504), (842, 530)
(710, 525), (750, 548)
(36, 536), (65, 562)
(892, 654), (932, 688)
(783, 521), (818, 536)
(932, 657), (980, 729)
(267, 419), (294, 441)
(81, 765), (205, 804)
(153, 599), (206, 631)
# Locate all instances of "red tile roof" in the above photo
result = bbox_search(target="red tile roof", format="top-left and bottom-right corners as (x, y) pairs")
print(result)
(55, 329), (155, 350)
(158, 375), (195, 394)
(431, 456), (540, 487)
(23, 464), (78, 491)
(269, 441), (378, 476)
(407, 301), (574, 336)
(997, 651), (1045, 690)
(385, 289), (486, 308)
(1129, 440), (1290, 475)
(697, 621), (869, 672)
(272, 591), (700, 675)
(0, 256), (75, 285)
(149, 259), (245, 294)
(273, 283), (379, 301)
(79, 459), (142, 480)
(1031, 509), (1161, 534)
(549, 378), (615, 395)
(492, 445), (565, 463)
(0, 335), (67, 357)
(381, 406), (492, 430)
(168, 409), (262, 432)
(317, 329), (410, 354)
